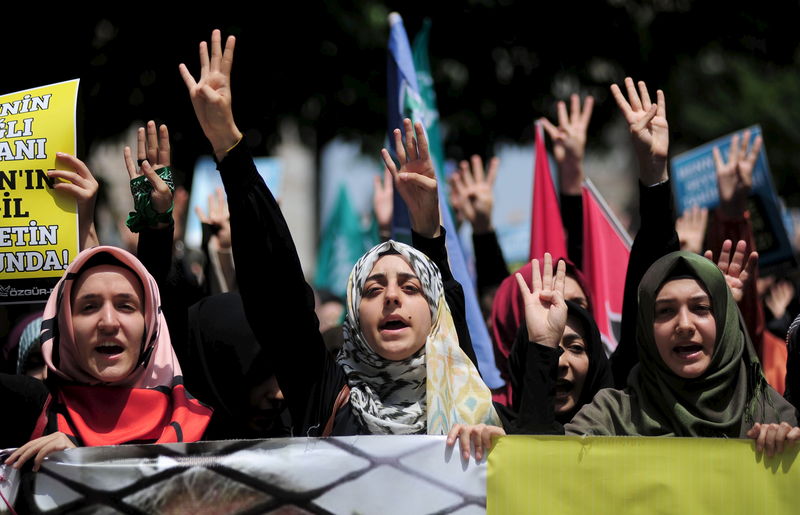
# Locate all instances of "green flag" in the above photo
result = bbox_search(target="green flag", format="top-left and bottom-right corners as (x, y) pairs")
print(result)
(412, 18), (447, 185)
(314, 184), (377, 298)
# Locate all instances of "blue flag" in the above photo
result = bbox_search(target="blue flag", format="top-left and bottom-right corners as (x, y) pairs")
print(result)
(387, 13), (503, 388)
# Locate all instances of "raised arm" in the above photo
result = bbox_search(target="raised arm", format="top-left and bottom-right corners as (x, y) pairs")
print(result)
(179, 31), (242, 161)
(450, 155), (508, 301)
(180, 31), (325, 432)
(505, 254), (568, 434)
(541, 94), (594, 267)
(609, 78), (678, 387)
(123, 121), (175, 285)
(706, 130), (765, 355)
(381, 119), (477, 365)
(610, 78), (669, 186)
(195, 187), (235, 292)
(541, 94), (594, 196)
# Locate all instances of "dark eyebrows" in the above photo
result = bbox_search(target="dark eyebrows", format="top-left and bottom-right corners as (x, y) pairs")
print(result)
(74, 293), (101, 303)
(562, 333), (585, 344)
(655, 294), (711, 305)
(73, 292), (141, 304)
(364, 273), (387, 285)
(397, 272), (421, 283)
(363, 272), (421, 285)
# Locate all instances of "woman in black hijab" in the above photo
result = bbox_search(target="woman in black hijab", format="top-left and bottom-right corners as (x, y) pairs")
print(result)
(504, 255), (613, 433)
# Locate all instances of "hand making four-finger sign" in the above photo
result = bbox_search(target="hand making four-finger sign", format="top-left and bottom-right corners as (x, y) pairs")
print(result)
(380, 118), (440, 239)
(713, 130), (762, 217)
(610, 78), (669, 186)
(515, 253), (568, 349)
(123, 121), (174, 230)
(704, 239), (757, 303)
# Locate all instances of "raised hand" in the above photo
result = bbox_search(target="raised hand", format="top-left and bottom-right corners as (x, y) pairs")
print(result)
(381, 118), (440, 238)
(675, 205), (709, 255)
(540, 94), (594, 195)
(48, 153), (99, 249)
(123, 121), (173, 215)
(515, 253), (567, 348)
(122, 121), (174, 234)
(704, 239), (757, 303)
(195, 187), (231, 249)
(179, 29), (242, 160)
(610, 78), (668, 186)
(373, 168), (394, 237)
(765, 280), (796, 320)
(713, 130), (762, 218)
(4, 432), (76, 472)
(449, 155), (499, 234)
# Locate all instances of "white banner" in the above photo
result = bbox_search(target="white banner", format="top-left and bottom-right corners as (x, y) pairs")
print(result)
(7, 436), (486, 514)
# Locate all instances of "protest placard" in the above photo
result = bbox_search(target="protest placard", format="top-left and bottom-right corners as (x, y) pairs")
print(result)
(671, 126), (795, 271)
(0, 80), (80, 304)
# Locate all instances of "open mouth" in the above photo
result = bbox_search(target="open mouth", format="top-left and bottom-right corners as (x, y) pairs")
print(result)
(95, 343), (125, 356)
(673, 344), (703, 358)
(380, 319), (409, 330)
(555, 379), (573, 397)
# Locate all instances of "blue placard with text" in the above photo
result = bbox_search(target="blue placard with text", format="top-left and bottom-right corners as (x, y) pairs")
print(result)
(671, 126), (794, 269)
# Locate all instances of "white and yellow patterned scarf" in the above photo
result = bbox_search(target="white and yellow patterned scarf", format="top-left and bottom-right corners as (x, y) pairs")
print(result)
(337, 240), (500, 435)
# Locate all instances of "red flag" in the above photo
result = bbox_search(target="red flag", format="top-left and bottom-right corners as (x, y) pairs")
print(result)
(529, 122), (567, 261)
(582, 179), (631, 355)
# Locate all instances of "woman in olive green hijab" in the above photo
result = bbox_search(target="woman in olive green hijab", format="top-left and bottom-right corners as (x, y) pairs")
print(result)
(565, 251), (799, 454)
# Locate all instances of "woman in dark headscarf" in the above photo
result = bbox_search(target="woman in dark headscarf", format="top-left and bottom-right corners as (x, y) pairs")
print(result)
(491, 259), (593, 406)
(504, 255), (611, 434)
(565, 251), (799, 453)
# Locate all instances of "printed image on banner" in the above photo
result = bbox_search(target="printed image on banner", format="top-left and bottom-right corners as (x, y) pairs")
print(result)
(0, 80), (80, 304)
(20, 436), (485, 514)
(670, 125), (794, 270)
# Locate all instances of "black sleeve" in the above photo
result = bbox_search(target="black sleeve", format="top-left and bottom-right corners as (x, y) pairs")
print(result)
(785, 317), (800, 408)
(136, 224), (174, 287)
(0, 374), (49, 448)
(503, 322), (565, 434)
(610, 180), (679, 387)
(472, 230), (509, 299)
(135, 224), (194, 363)
(412, 227), (478, 369)
(217, 141), (327, 434)
(560, 193), (584, 270)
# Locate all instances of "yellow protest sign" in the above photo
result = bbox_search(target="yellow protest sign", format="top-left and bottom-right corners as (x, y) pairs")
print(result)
(0, 79), (79, 303)
(488, 435), (800, 514)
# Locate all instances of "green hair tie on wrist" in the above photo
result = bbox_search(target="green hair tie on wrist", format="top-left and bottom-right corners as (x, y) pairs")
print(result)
(125, 166), (175, 233)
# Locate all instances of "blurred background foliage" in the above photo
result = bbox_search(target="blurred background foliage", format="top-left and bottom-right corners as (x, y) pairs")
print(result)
(8, 1), (800, 203)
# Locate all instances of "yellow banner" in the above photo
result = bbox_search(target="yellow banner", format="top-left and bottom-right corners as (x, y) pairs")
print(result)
(488, 435), (800, 514)
(0, 79), (79, 303)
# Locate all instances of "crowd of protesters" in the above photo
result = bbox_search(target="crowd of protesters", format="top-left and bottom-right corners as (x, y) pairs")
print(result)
(2, 29), (800, 488)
